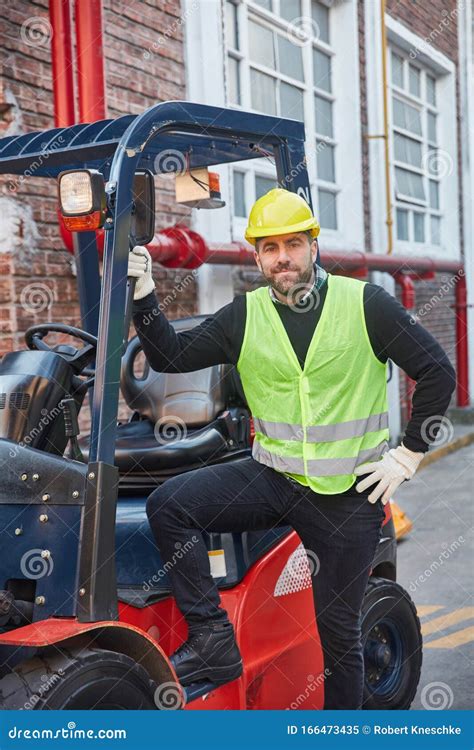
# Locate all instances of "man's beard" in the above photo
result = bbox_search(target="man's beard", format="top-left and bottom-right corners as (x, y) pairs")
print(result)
(264, 261), (314, 297)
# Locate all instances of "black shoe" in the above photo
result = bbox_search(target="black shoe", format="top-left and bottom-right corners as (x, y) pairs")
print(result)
(170, 620), (243, 687)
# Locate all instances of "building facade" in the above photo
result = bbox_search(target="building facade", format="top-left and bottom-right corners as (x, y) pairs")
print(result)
(0, 0), (472, 439)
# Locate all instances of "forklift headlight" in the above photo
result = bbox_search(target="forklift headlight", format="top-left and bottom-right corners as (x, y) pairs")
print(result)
(58, 169), (106, 231)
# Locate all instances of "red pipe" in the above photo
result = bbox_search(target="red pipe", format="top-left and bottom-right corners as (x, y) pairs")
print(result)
(75, 0), (107, 122)
(455, 274), (470, 407)
(49, 1), (80, 256)
(49, 0), (76, 127)
(394, 273), (416, 422)
(147, 230), (469, 408)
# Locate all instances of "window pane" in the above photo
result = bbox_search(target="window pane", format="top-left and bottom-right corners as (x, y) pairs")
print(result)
(317, 141), (335, 182)
(318, 189), (337, 229)
(313, 48), (331, 92)
(278, 35), (304, 81)
(395, 167), (425, 200)
(430, 215), (441, 245)
(280, 82), (304, 119)
(256, 175), (277, 199)
(314, 95), (333, 137)
(427, 111), (437, 143)
(233, 171), (246, 217)
(394, 133), (422, 167)
(409, 65), (421, 97)
(228, 57), (241, 105)
(393, 97), (422, 135)
(312, 1), (329, 44)
(253, 0), (272, 10)
(279, 0), (301, 22)
(391, 52), (404, 87)
(413, 212), (425, 242)
(429, 179), (439, 209)
(249, 20), (275, 68)
(396, 208), (409, 240)
(226, 2), (238, 49)
(251, 69), (277, 114)
(426, 74), (436, 105)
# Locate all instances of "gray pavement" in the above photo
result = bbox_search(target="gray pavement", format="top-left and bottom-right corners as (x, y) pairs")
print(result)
(394, 439), (474, 709)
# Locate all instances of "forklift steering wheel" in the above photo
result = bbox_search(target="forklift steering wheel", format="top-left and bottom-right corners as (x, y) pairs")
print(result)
(25, 323), (98, 377)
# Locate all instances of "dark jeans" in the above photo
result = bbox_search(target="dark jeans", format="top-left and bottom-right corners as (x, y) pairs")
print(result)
(146, 457), (385, 709)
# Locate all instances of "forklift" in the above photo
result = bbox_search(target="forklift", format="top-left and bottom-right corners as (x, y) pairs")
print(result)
(0, 101), (422, 710)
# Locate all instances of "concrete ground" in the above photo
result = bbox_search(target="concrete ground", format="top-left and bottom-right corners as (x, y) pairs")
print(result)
(394, 433), (474, 710)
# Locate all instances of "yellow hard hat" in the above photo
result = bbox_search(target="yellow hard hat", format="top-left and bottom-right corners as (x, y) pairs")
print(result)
(245, 188), (320, 246)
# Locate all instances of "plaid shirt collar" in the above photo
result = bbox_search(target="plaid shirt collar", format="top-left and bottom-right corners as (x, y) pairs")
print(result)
(268, 263), (328, 305)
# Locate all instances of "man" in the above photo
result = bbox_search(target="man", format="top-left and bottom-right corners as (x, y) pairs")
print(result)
(129, 188), (456, 709)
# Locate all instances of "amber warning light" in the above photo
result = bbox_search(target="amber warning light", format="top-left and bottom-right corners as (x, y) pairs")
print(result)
(58, 169), (106, 231)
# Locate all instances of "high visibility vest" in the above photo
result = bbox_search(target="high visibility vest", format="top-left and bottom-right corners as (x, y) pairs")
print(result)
(236, 272), (390, 495)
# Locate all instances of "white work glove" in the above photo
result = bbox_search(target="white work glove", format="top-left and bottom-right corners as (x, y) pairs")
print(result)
(353, 442), (425, 505)
(127, 246), (155, 300)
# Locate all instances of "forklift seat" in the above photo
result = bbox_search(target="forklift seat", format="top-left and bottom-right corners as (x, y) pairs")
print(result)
(79, 317), (248, 475)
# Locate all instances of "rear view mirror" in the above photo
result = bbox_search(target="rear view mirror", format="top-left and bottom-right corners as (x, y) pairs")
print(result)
(131, 170), (155, 246)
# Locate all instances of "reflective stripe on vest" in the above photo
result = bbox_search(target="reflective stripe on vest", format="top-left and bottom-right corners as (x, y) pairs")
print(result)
(252, 439), (389, 476)
(253, 411), (389, 444)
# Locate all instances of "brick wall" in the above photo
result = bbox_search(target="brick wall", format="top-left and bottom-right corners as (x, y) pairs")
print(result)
(0, 0), (196, 362)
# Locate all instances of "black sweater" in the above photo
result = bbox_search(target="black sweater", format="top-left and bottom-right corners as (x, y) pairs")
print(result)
(133, 276), (456, 454)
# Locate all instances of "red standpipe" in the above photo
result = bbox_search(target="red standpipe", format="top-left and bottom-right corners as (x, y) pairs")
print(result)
(455, 273), (470, 407)
(49, 0), (76, 127)
(394, 273), (416, 423)
(74, 0), (107, 122)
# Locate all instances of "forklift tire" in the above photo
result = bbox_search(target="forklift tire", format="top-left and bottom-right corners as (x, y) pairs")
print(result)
(362, 576), (422, 710)
(0, 645), (160, 710)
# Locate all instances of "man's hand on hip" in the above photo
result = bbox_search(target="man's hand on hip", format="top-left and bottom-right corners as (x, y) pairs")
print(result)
(128, 246), (155, 300)
(354, 443), (425, 505)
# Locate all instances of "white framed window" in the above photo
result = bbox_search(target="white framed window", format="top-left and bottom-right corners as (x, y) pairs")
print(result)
(370, 14), (461, 259)
(389, 47), (442, 247)
(225, 0), (364, 242)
